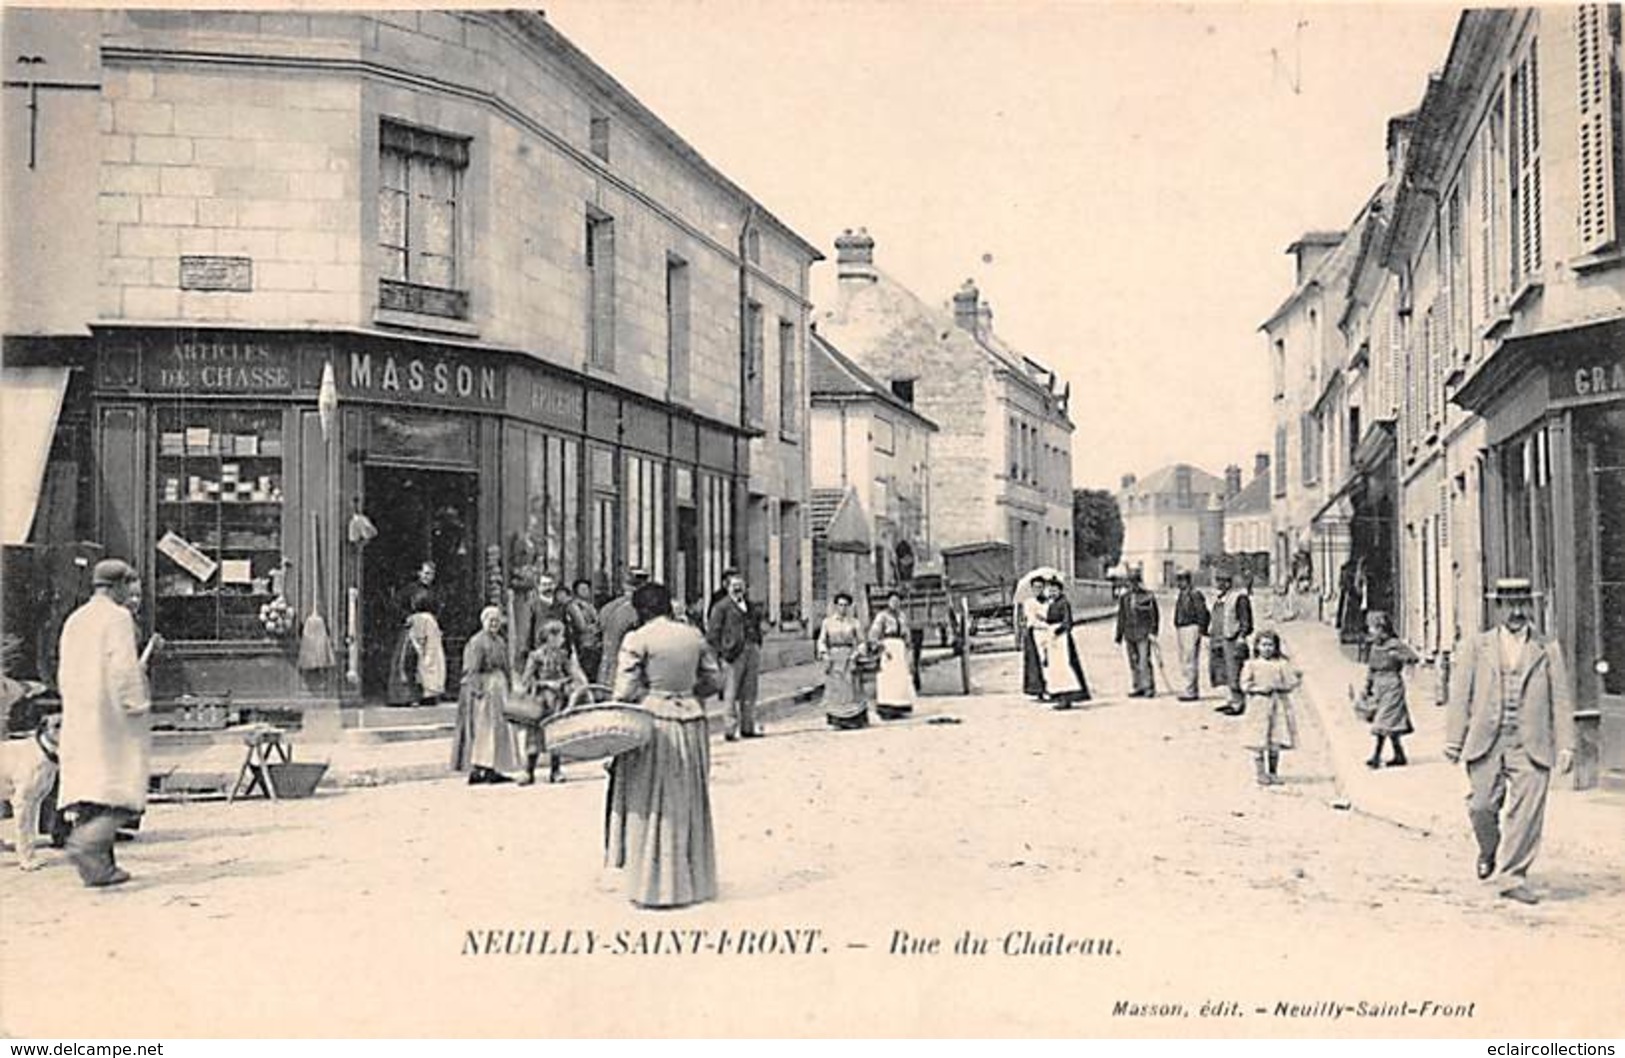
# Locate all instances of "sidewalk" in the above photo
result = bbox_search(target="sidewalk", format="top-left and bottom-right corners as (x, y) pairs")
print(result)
(151, 656), (832, 796)
(1280, 616), (1625, 872)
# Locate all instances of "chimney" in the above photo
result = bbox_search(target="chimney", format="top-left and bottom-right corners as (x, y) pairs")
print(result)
(1254, 452), (1270, 481)
(1287, 231), (1344, 286)
(952, 279), (979, 333)
(834, 227), (876, 282)
(1120, 473), (1137, 491)
(977, 300), (994, 338)
(1224, 464), (1243, 500)
(1385, 113), (1416, 180)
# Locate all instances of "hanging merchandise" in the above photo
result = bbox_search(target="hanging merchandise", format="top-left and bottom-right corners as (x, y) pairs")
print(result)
(298, 512), (336, 671)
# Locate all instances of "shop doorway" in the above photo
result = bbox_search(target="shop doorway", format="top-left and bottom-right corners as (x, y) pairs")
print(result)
(676, 504), (699, 612)
(361, 464), (480, 702)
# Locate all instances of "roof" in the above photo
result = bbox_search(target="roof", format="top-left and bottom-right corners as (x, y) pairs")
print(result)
(809, 331), (938, 431)
(501, 12), (823, 263)
(1259, 227), (1359, 333)
(1224, 473), (1272, 516)
(1286, 231), (1346, 252)
(1123, 463), (1227, 498)
(810, 486), (871, 552)
(819, 267), (1072, 425)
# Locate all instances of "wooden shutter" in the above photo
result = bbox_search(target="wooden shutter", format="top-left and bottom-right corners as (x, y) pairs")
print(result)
(1479, 132), (1495, 318)
(1577, 4), (1618, 253)
(1512, 47), (1542, 281)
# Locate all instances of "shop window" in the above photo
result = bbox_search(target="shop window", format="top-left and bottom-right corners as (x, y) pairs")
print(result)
(701, 472), (733, 604)
(521, 429), (580, 582)
(152, 406), (284, 642)
(1586, 409), (1625, 694)
(378, 121), (469, 319)
(626, 453), (667, 585)
(589, 446), (618, 598)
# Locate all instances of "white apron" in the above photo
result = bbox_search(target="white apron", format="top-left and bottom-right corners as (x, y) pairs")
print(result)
(408, 611), (447, 697)
(1042, 625), (1084, 696)
(875, 637), (913, 706)
(57, 595), (151, 812)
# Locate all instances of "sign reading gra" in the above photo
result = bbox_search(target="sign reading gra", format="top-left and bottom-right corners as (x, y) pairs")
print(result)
(146, 335), (293, 392)
(179, 256), (253, 292)
(1555, 358), (1625, 403)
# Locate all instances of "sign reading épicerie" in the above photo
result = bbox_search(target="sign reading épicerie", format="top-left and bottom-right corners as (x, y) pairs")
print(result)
(146, 334), (294, 392)
(179, 256), (253, 292)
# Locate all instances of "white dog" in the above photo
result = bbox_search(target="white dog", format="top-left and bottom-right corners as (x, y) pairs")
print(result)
(1, 714), (61, 870)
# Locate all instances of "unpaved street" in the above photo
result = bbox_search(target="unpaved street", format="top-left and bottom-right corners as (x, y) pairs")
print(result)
(4, 620), (1622, 1038)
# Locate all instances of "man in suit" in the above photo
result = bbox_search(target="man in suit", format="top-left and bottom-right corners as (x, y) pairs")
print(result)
(1209, 571), (1254, 715)
(1114, 569), (1160, 697)
(597, 568), (648, 686)
(706, 569), (763, 740)
(1444, 577), (1575, 905)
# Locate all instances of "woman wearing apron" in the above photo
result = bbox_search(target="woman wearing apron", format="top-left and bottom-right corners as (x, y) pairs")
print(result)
(869, 591), (914, 721)
(817, 592), (870, 730)
(1041, 578), (1091, 709)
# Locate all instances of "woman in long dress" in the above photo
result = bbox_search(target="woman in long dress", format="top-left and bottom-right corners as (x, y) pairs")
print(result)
(451, 605), (519, 784)
(870, 590), (914, 720)
(1039, 578), (1091, 709)
(1359, 610), (1417, 769)
(387, 561), (445, 705)
(604, 582), (722, 908)
(817, 592), (870, 730)
(1019, 589), (1049, 700)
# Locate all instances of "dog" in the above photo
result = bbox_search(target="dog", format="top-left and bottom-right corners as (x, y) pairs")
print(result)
(1, 714), (61, 870)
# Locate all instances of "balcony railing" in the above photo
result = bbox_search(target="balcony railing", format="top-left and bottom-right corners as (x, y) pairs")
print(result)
(379, 279), (469, 320)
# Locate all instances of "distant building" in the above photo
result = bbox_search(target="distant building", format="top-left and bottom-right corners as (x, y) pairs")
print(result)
(1118, 463), (1227, 589)
(807, 330), (937, 616)
(1223, 454), (1274, 581)
(817, 229), (1076, 578)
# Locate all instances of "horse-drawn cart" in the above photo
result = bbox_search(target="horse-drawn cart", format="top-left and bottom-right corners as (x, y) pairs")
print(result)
(862, 541), (1017, 695)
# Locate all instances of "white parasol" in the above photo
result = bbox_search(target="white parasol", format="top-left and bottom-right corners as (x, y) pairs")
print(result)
(1015, 566), (1066, 600)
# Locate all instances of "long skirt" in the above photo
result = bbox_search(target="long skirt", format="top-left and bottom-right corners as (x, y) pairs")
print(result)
(603, 712), (717, 908)
(1042, 626), (1091, 704)
(1242, 690), (1298, 752)
(823, 646), (868, 723)
(875, 636), (914, 709)
(1366, 671), (1414, 736)
(1021, 628), (1045, 697)
(452, 671), (519, 773)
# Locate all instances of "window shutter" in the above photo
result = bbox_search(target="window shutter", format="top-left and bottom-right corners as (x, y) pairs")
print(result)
(1479, 133), (1495, 317)
(1513, 48), (1543, 281)
(1577, 4), (1618, 253)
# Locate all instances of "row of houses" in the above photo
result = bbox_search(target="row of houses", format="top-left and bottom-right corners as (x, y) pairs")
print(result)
(1264, 5), (1624, 788)
(1115, 456), (1273, 590)
(0, 9), (1075, 709)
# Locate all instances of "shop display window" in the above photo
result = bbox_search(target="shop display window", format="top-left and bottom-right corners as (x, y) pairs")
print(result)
(153, 406), (284, 642)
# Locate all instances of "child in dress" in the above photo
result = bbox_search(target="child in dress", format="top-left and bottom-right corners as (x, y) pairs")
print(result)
(1239, 629), (1302, 786)
(517, 618), (588, 785)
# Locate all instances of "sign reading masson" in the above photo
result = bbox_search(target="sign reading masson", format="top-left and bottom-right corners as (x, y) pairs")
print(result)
(341, 347), (505, 410)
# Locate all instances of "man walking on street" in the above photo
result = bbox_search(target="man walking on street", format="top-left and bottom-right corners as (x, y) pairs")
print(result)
(1209, 571), (1253, 714)
(597, 568), (648, 685)
(1172, 570), (1209, 701)
(57, 559), (151, 888)
(1114, 569), (1160, 697)
(706, 570), (763, 740)
(1444, 577), (1575, 905)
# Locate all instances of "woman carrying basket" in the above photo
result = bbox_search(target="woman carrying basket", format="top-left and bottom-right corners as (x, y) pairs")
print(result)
(604, 582), (723, 909)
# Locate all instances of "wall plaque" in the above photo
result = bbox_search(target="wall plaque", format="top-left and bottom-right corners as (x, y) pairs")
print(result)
(179, 256), (253, 292)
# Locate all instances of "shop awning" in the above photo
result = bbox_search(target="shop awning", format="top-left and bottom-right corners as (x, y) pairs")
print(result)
(1, 366), (70, 545)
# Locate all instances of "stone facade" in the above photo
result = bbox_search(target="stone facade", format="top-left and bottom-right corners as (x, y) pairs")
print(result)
(816, 229), (1075, 579)
(1118, 464), (1228, 589)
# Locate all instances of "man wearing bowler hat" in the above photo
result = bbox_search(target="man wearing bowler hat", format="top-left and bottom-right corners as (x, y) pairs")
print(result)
(56, 559), (151, 887)
(1444, 577), (1575, 904)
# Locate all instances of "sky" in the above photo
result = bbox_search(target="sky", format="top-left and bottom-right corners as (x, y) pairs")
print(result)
(543, 0), (1464, 489)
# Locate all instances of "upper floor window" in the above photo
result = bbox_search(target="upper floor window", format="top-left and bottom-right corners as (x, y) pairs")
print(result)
(1576, 5), (1619, 255)
(590, 114), (611, 162)
(778, 319), (798, 439)
(744, 301), (765, 428)
(378, 121), (469, 319)
(874, 415), (895, 456)
(1509, 43), (1542, 286)
(666, 255), (690, 401)
(890, 378), (915, 406)
(586, 211), (616, 369)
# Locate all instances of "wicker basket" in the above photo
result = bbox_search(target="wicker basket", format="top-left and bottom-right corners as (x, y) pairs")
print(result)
(541, 685), (653, 762)
(265, 761), (328, 798)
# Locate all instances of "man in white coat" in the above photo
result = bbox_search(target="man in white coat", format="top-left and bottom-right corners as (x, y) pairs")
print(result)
(57, 559), (151, 888)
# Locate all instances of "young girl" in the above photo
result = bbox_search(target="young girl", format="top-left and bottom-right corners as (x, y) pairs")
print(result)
(1359, 610), (1418, 768)
(517, 617), (588, 785)
(1239, 629), (1301, 786)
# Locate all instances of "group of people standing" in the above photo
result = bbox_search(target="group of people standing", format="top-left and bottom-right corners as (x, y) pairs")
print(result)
(1019, 577), (1092, 709)
(814, 589), (920, 730)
